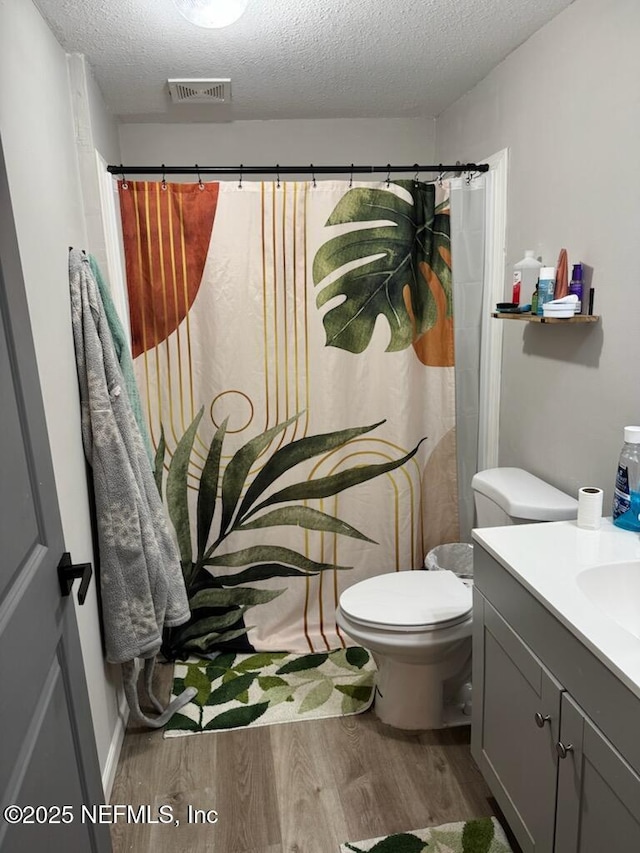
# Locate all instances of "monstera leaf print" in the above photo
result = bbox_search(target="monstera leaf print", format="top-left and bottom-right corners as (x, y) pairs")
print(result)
(158, 410), (425, 659)
(313, 180), (453, 366)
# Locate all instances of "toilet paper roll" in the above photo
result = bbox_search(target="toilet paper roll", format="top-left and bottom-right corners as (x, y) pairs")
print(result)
(577, 487), (603, 530)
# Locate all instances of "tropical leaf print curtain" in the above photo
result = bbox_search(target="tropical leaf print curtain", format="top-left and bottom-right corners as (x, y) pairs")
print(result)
(118, 178), (459, 659)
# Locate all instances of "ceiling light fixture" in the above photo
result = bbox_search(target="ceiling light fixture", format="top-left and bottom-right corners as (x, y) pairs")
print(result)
(172, 0), (248, 28)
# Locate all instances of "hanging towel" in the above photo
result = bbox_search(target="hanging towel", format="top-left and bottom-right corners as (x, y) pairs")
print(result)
(69, 249), (195, 727)
(88, 255), (154, 463)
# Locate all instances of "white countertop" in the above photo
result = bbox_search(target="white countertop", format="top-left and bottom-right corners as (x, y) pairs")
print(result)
(472, 518), (640, 699)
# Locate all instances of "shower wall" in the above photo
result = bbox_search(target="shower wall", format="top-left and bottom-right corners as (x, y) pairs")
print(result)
(118, 118), (436, 180)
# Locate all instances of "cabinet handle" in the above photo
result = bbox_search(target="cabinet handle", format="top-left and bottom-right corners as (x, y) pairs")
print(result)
(556, 741), (574, 759)
(534, 712), (551, 728)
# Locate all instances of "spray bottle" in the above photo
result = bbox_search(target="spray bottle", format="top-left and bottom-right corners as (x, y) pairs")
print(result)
(512, 250), (543, 306)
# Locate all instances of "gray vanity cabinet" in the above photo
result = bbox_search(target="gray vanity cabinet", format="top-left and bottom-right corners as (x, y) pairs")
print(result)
(555, 693), (640, 852)
(472, 593), (561, 852)
(472, 543), (640, 853)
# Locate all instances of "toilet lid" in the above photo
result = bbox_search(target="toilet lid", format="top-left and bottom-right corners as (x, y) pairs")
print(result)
(339, 570), (472, 629)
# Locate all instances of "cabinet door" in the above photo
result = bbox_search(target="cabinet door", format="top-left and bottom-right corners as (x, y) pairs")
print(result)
(472, 591), (562, 853)
(555, 693), (640, 853)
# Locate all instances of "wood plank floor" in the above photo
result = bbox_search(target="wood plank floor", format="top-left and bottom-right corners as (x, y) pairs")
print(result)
(109, 662), (511, 853)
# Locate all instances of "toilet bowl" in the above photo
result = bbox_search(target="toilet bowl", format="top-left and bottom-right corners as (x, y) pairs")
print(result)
(336, 467), (578, 731)
(336, 570), (472, 730)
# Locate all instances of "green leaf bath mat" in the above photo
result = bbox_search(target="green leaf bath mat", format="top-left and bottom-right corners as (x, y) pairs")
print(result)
(164, 647), (376, 736)
(340, 817), (513, 853)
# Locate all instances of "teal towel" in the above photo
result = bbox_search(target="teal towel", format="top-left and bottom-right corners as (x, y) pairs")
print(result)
(89, 255), (154, 463)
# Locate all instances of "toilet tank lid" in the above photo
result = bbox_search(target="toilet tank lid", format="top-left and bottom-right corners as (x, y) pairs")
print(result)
(472, 467), (578, 521)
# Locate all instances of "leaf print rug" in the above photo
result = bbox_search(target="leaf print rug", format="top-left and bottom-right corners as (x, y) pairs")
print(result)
(340, 817), (513, 853)
(164, 647), (376, 736)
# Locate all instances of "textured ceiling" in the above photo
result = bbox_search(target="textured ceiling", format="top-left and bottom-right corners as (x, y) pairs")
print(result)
(34, 0), (573, 122)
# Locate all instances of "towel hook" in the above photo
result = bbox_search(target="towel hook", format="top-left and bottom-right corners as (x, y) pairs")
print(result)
(161, 164), (167, 191)
(195, 164), (204, 190)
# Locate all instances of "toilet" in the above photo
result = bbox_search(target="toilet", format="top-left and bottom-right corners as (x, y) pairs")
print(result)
(335, 467), (578, 730)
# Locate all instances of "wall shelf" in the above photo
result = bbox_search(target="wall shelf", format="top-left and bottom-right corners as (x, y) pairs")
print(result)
(491, 313), (600, 325)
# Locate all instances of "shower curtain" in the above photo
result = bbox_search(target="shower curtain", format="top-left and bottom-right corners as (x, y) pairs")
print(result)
(118, 178), (459, 658)
(449, 178), (486, 541)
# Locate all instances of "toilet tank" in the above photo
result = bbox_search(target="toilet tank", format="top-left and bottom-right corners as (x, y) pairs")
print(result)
(472, 467), (578, 527)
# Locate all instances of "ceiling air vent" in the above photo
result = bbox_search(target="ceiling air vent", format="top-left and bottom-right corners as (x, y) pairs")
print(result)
(168, 78), (231, 104)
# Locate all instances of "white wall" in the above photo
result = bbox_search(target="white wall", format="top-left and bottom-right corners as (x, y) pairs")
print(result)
(436, 0), (640, 507)
(68, 53), (122, 279)
(67, 54), (129, 797)
(0, 0), (122, 790)
(118, 117), (436, 175)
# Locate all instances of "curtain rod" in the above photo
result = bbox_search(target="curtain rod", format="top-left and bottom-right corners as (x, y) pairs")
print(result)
(107, 162), (489, 177)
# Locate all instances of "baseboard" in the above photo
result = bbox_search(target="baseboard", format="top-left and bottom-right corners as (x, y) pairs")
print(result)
(102, 689), (129, 803)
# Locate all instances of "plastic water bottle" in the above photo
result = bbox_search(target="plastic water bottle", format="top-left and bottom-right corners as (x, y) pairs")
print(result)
(612, 426), (640, 531)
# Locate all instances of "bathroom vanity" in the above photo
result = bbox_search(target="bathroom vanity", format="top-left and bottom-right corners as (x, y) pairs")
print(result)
(471, 519), (640, 853)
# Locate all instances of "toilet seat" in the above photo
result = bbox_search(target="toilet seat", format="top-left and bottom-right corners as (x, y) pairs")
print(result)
(339, 570), (472, 633)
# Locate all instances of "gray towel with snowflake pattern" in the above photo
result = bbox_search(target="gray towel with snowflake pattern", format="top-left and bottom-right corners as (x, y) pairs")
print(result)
(68, 249), (191, 664)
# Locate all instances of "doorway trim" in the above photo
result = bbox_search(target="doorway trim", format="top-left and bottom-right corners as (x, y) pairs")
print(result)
(478, 148), (508, 471)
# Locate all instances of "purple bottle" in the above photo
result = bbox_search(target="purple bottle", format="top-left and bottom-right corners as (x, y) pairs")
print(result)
(569, 263), (584, 314)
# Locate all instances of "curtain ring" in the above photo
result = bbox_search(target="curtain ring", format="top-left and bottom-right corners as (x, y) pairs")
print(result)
(386, 164), (391, 187)
(349, 163), (354, 188)
(195, 164), (204, 190)
(276, 164), (280, 189)
(310, 164), (316, 188)
(437, 164), (444, 187)
(413, 163), (420, 187)
(120, 164), (128, 190)
(238, 164), (243, 189)
(161, 164), (167, 191)
(465, 170), (472, 186)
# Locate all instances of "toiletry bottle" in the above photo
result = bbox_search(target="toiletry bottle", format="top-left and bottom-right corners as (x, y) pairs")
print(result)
(569, 263), (584, 314)
(554, 248), (568, 298)
(513, 250), (543, 306)
(530, 283), (539, 315)
(612, 426), (640, 531)
(536, 267), (556, 315)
